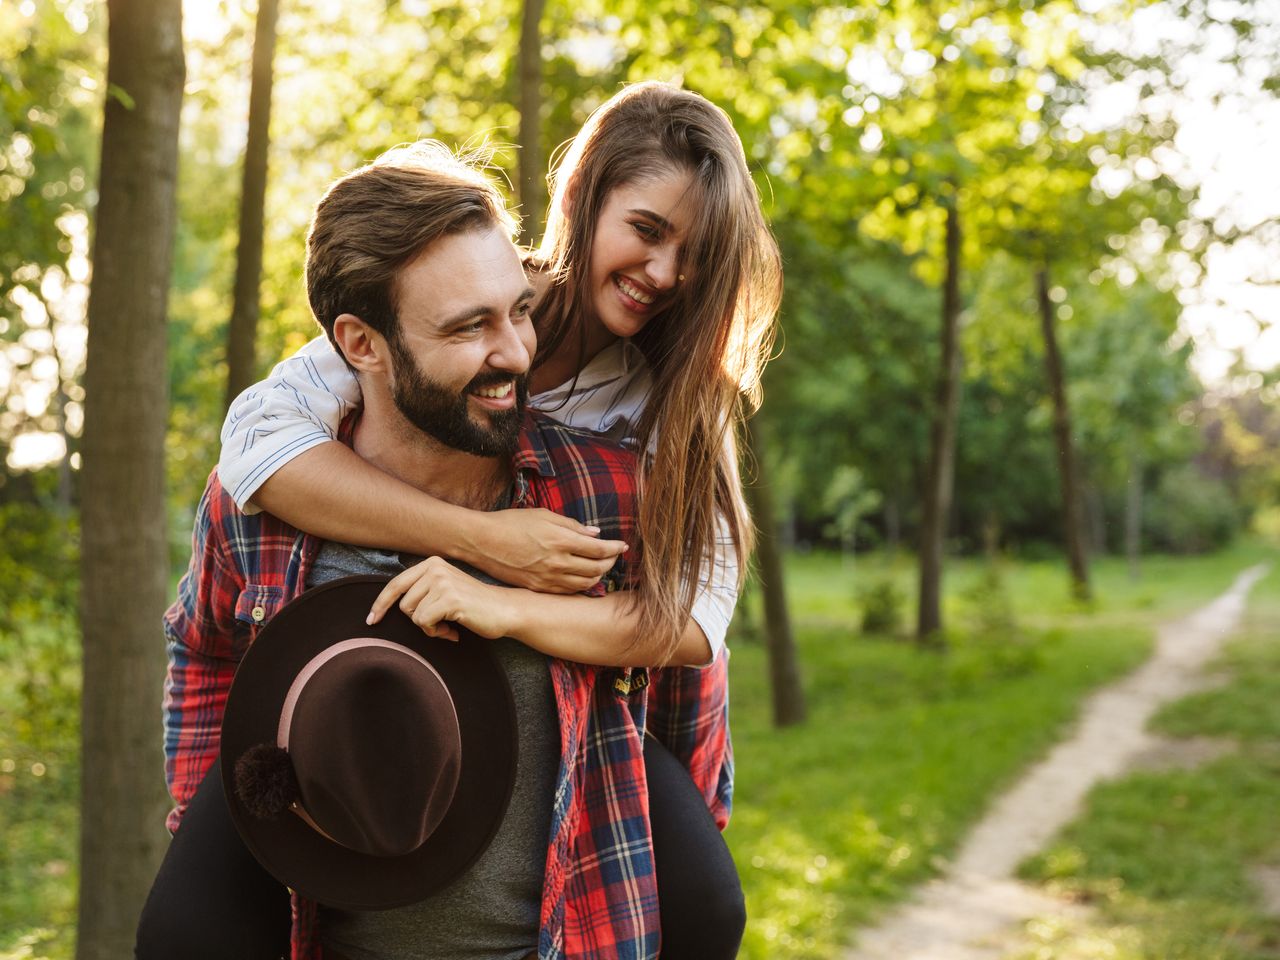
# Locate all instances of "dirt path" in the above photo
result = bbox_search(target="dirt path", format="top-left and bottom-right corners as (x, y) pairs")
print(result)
(844, 564), (1270, 960)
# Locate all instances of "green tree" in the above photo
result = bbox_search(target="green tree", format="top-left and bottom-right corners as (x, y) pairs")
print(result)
(224, 0), (282, 411)
(77, 1), (184, 956)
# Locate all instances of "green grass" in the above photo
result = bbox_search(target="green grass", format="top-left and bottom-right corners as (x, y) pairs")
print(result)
(0, 614), (80, 960)
(2, 542), (1274, 959)
(1015, 564), (1280, 960)
(725, 542), (1278, 959)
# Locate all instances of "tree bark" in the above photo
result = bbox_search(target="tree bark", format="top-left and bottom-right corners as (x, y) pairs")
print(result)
(77, 1), (184, 957)
(516, 0), (547, 247)
(1036, 266), (1091, 601)
(224, 0), (281, 411)
(916, 199), (963, 642)
(744, 417), (806, 727)
(884, 497), (900, 556)
(1125, 452), (1143, 581)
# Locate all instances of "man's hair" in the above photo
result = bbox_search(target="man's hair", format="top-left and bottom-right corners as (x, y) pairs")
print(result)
(305, 141), (517, 351)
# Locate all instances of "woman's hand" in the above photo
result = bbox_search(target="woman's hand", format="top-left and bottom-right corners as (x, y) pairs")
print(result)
(368, 557), (519, 641)
(461, 508), (628, 594)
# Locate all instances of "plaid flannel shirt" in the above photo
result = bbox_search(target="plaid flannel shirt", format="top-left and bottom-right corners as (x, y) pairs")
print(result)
(163, 411), (730, 959)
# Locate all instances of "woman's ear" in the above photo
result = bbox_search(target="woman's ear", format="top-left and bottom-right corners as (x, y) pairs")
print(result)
(332, 314), (387, 374)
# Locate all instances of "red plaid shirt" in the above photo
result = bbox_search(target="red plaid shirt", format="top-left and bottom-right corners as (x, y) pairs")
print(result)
(163, 412), (730, 959)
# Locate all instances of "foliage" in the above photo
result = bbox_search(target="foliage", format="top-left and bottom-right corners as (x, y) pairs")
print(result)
(857, 578), (905, 636)
(1142, 464), (1240, 554)
(0, 1), (100, 477)
(0, 501), (80, 960)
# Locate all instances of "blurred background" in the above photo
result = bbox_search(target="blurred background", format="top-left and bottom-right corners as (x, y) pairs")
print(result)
(3, 0), (1279, 958)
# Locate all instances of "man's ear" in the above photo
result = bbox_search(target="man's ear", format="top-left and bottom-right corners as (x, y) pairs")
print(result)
(332, 314), (388, 375)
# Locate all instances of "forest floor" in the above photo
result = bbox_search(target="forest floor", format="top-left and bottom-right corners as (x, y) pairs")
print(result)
(843, 564), (1276, 960)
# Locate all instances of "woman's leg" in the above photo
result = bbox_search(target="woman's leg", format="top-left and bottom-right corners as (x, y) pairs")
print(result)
(135, 760), (291, 960)
(644, 735), (746, 959)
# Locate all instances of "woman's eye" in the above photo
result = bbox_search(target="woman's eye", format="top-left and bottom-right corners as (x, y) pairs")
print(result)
(632, 222), (660, 241)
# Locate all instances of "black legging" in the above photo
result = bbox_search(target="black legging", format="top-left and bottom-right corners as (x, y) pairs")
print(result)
(643, 734), (746, 959)
(136, 738), (745, 959)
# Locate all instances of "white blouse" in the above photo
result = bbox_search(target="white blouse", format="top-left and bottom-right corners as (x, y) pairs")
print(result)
(218, 335), (738, 658)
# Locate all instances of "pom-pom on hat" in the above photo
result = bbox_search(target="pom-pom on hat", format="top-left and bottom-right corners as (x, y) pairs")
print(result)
(220, 575), (517, 911)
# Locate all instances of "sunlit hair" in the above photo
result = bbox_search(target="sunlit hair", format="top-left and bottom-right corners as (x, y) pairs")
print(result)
(305, 140), (517, 359)
(536, 81), (783, 660)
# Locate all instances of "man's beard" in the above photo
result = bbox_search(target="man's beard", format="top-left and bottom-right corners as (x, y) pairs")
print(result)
(387, 335), (527, 458)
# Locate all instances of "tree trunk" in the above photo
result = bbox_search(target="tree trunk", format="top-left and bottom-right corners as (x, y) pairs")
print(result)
(516, 0), (547, 247)
(884, 497), (900, 555)
(744, 417), (806, 727)
(916, 198), (963, 642)
(1125, 452), (1143, 581)
(77, 1), (184, 956)
(224, 0), (281, 411)
(1036, 266), (1091, 601)
(34, 288), (76, 511)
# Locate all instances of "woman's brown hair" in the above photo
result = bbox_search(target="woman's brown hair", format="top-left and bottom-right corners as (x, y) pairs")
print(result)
(535, 82), (782, 660)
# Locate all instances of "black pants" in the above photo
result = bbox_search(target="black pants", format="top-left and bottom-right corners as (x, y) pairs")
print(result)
(136, 738), (744, 959)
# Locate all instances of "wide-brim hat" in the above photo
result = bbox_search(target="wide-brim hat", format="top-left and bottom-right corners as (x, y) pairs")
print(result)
(220, 575), (517, 911)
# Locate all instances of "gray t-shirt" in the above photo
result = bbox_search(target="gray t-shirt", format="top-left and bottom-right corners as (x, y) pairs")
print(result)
(306, 541), (558, 960)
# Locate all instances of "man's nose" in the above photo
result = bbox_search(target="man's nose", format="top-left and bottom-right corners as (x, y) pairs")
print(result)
(489, 319), (532, 373)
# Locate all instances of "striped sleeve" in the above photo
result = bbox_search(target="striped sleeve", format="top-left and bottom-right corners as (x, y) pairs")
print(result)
(219, 335), (361, 512)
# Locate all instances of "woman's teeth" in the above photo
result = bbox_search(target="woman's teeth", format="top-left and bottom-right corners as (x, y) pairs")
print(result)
(616, 276), (654, 305)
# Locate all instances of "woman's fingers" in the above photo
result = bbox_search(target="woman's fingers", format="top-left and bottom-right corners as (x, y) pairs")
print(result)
(367, 564), (425, 624)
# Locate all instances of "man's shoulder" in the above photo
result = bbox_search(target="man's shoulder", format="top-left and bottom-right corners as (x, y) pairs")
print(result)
(522, 411), (638, 473)
(194, 467), (302, 555)
(517, 413), (639, 531)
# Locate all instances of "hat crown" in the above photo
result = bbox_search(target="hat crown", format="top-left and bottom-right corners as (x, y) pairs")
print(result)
(286, 645), (462, 857)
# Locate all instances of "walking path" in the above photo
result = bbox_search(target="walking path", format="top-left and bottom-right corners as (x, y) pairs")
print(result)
(845, 564), (1271, 960)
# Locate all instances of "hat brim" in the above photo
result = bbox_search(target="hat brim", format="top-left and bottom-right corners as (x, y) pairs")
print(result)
(221, 575), (517, 911)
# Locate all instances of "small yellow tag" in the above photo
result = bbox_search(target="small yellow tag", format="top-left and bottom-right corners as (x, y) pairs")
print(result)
(613, 669), (650, 697)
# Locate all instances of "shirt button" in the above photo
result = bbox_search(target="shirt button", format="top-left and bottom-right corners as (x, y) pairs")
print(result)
(251, 605), (266, 622)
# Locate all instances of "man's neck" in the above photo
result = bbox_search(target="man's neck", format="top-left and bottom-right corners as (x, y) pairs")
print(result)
(352, 407), (512, 512)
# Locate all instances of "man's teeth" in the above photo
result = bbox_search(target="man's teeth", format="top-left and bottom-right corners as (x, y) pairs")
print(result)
(616, 276), (654, 305)
(475, 382), (513, 399)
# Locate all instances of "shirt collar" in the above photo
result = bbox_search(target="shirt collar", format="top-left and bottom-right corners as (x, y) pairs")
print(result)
(511, 412), (556, 481)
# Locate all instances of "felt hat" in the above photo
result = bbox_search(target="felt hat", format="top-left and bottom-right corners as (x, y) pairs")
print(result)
(220, 575), (517, 911)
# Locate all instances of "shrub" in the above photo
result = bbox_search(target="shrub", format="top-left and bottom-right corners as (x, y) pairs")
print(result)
(858, 578), (905, 636)
(1142, 466), (1240, 554)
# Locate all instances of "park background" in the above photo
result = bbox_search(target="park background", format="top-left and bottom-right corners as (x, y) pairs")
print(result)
(3, 0), (1280, 958)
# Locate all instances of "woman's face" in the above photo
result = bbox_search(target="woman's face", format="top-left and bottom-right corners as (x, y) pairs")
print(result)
(584, 166), (697, 347)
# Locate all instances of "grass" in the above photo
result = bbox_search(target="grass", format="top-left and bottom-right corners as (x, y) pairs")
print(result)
(1, 541), (1274, 959)
(1014, 562), (1280, 960)
(725, 541), (1277, 959)
(0, 612), (80, 960)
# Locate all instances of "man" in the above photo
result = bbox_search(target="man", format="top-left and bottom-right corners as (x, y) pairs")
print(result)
(154, 143), (680, 960)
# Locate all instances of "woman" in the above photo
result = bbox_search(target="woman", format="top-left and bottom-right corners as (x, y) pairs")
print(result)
(200, 81), (777, 956)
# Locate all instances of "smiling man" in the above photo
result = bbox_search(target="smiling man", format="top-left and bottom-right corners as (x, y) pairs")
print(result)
(147, 143), (667, 960)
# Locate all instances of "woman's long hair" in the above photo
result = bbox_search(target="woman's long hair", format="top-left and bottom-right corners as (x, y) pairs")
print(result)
(534, 81), (782, 660)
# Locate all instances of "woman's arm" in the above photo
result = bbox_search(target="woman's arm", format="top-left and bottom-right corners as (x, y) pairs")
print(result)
(220, 336), (625, 592)
(367, 557), (713, 667)
(220, 335), (361, 512)
(254, 445), (624, 593)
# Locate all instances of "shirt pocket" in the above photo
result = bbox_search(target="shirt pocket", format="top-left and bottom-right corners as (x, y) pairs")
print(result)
(232, 583), (287, 654)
